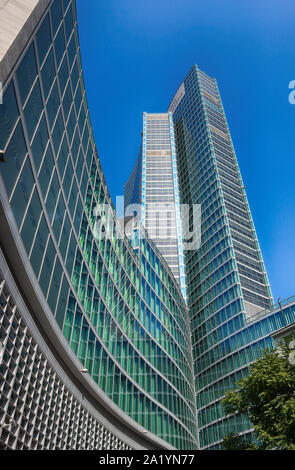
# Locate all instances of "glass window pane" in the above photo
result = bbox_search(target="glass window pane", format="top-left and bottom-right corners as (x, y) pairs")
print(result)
(10, 157), (34, 227)
(0, 81), (19, 150)
(38, 144), (54, 198)
(71, 128), (80, 161)
(55, 275), (69, 329)
(52, 110), (64, 154)
(1, 121), (27, 197)
(62, 0), (71, 13)
(67, 31), (76, 67)
(58, 55), (69, 93)
(47, 81), (60, 130)
(52, 192), (66, 241)
(31, 113), (49, 172)
(68, 177), (77, 216)
(41, 49), (56, 99)
(57, 134), (69, 178)
(74, 81), (82, 115)
(30, 214), (49, 277)
(78, 104), (86, 136)
(66, 106), (76, 143)
(54, 25), (66, 67)
(63, 157), (73, 200)
(66, 231), (76, 276)
(64, 5), (74, 43)
(39, 237), (55, 296)
(51, 0), (63, 36)
(62, 81), (72, 120)
(48, 256), (63, 313)
(16, 43), (38, 104)
(70, 57), (79, 89)
(59, 213), (70, 260)
(21, 188), (42, 254)
(36, 14), (51, 65)
(45, 170), (59, 222)
(24, 80), (43, 142)
(74, 196), (82, 234)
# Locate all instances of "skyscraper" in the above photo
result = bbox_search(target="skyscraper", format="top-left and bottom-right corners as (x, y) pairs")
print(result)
(125, 113), (186, 299)
(168, 65), (276, 448)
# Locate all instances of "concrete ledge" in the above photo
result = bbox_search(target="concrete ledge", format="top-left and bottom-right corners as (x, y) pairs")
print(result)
(0, 0), (50, 86)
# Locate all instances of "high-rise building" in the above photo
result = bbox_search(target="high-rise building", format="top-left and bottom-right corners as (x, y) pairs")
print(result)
(0, 0), (198, 450)
(125, 65), (295, 449)
(167, 65), (277, 448)
(125, 113), (186, 299)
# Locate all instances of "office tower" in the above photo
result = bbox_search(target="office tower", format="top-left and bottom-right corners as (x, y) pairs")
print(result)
(0, 0), (198, 450)
(168, 65), (292, 448)
(125, 113), (186, 299)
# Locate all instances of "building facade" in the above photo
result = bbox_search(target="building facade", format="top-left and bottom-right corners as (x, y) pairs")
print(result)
(168, 65), (292, 448)
(0, 0), (198, 450)
(125, 65), (295, 449)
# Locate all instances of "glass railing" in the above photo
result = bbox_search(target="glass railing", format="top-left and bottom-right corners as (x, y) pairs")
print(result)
(246, 295), (295, 324)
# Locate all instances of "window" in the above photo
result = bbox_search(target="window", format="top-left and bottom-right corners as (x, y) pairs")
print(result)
(38, 144), (54, 197)
(16, 43), (37, 104)
(24, 80), (43, 142)
(52, 110), (64, 154)
(31, 114), (49, 171)
(54, 25), (66, 67)
(41, 50), (55, 99)
(10, 157), (34, 227)
(21, 188), (42, 254)
(0, 81), (19, 149)
(1, 122), (27, 197)
(30, 214), (49, 277)
(47, 81), (60, 130)
(50, 0), (63, 37)
(62, 157), (73, 200)
(67, 33), (76, 68)
(36, 14), (52, 66)
(48, 257), (63, 314)
(39, 237), (55, 296)
(45, 170), (59, 222)
(62, 82), (72, 119)
(64, 5), (74, 43)
(57, 134), (69, 178)
(52, 192), (66, 242)
(59, 214), (71, 260)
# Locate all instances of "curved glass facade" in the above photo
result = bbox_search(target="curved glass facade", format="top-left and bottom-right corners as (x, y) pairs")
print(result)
(0, 0), (198, 450)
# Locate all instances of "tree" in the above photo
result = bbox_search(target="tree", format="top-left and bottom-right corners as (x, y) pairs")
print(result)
(222, 336), (295, 450)
(222, 433), (257, 450)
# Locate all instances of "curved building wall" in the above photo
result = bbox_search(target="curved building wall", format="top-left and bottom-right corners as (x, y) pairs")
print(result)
(0, 0), (198, 450)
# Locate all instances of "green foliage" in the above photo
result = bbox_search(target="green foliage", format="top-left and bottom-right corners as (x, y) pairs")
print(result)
(222, 433), (257, 450)
(222, 336), (295, 450)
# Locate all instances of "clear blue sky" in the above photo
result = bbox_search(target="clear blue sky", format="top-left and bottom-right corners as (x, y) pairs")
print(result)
(76, 0), (295, 302)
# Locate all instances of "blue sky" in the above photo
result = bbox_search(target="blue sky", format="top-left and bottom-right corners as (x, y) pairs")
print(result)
(76, 0), (295, 302)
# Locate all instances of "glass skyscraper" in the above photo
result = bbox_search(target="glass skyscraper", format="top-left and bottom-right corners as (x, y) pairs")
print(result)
(167, 65), (276, 448)
(125, 113), (186, 299)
